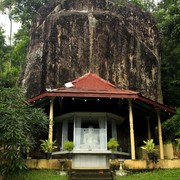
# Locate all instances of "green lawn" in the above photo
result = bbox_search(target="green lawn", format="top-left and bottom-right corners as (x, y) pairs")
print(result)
(6, 170), (67, 180)
(5, 169), (180, 180)
(116, 169), (180, 180)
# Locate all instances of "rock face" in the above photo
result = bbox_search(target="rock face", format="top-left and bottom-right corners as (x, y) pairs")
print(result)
(19, 0), (163, 102)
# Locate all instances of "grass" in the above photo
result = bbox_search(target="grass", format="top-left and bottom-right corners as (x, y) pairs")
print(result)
(116, 169), (180, 180)
(5, 169), (180, 180)
(6, 170), (67, 180)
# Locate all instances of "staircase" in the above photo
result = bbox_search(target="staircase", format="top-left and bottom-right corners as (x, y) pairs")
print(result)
(68, 169), (115, 180)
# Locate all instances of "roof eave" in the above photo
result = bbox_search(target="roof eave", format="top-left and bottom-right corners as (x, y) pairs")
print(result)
(137, 96), (176, 114)
(28, 91), (176, 115)
(28, 91), (139, 102)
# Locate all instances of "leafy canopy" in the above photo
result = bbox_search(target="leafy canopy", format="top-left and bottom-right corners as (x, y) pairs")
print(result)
(0, 24), (29, 88)
(0, 87), (49, 176)
(0, 0), (49, 27)
(162, 108), (180, 142)
(154, 0), (180, 107)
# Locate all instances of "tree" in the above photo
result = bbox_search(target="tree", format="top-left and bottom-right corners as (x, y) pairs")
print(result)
(0, 26), (14, 87)
(0, 87), (49, 176)
(129, 0), (156, 11)
(0, 0), (49, 27)
(12, 27), (29, 71)
(0, 26), (6, 74)
(0, 1), (42, 87)
(0, 26), (6, 49)
(162, 108), (180, 142)
(0, 25), (29, 88)
(154, 0), (180, 107)
(0, 43), (20, 88)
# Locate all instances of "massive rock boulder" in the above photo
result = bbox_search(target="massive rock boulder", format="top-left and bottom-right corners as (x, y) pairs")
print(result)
(19, 0), (163, 102)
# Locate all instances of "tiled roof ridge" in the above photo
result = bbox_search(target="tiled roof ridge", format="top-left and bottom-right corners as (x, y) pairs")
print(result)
(72, 72), (117, 89)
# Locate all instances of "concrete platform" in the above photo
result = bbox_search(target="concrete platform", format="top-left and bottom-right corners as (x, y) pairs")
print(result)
(25, 159), (180, 170)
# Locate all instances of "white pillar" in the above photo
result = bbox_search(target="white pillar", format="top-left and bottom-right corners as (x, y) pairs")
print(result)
(128, 99), (136, 160)
(48, 97), (54, 143)
(156, 108), (164, 159)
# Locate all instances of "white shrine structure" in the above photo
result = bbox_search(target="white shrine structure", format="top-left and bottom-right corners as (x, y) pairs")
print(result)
(28, 72), (175, 169)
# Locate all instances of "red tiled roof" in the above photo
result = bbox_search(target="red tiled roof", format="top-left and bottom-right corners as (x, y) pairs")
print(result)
(58, 72), (139, 94)
(71, 72), (117, 91)
(28, 72), (140, 101)
(28, 72), (176, 114)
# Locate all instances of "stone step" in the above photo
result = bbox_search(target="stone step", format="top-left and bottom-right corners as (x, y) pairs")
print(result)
(70, 178), (113, 180)
(69, 169), (114, 180)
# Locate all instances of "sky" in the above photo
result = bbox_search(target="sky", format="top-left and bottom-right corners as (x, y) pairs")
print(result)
(0, 12), (21, 43)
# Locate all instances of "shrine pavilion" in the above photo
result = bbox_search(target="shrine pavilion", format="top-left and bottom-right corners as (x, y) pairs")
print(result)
(28, 72), (176, 169)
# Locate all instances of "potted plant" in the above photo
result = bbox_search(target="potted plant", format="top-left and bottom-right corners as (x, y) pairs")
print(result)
(107, 138), (119, 159)
(141, 139), (158, 162)
(63, 141), (75, 159)
(40, 139), (57, 159)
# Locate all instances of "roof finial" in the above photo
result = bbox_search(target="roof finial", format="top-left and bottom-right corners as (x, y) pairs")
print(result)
(89, 69), (93, 73)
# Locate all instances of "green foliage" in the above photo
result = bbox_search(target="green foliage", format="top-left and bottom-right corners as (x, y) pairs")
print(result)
(0, 26), (7, 74)
(141, 139), (157, 153)
(5, 169), (180, 180)
(118, 169), (180, 180)
(155, 0), (180, 38)
(0, 87), (49, 176)
(129, 0), (144, 7)
(13, 25), (29, 44)
(6, 169), (67, 180)
(40, 139), (57, 153)
(154, 0), (180, 107)
(107, 138), (119, 153)
(0, 65), (20, 87)
(63, 141), (75, 152)
(0, 25), (17, 87)
(129, 0), (156, 11)
(0, 26), (6, 48)
(175, 138), (180, 150)
(111, 0), (127, 5)
(162, 108), (180, 142)
(12, 35), (29, 70)
(0, 25), (29, 88)
(0, 0), (49, 27)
